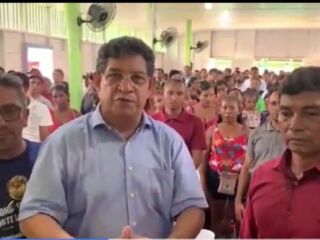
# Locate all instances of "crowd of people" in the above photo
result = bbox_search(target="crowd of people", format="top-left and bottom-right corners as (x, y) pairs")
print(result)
(0, 36), (320, 239)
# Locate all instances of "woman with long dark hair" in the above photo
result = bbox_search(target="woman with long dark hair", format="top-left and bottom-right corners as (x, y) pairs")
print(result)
(200, 95), (248, 238)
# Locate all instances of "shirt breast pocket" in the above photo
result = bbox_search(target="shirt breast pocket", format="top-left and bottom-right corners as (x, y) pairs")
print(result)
(149, 168), (174, 217)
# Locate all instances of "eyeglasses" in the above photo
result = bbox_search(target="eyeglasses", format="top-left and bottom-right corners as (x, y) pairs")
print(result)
(0, 104), (22, 122)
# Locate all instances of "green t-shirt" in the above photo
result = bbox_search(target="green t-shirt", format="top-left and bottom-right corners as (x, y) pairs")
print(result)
(256, 97), (266, 113)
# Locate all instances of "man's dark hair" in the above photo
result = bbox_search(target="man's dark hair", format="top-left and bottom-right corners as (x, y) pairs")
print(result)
(187, 76), (199, 88)
(169, 69), (181, 78)
(280, 67), (320, 96)
(54, 68), (64, 77)
(251, 66), (259, 71)
(96, 36), (155, 77)
(265, 83), (280, 100)
(0, 66), (4, 73)
(0, 74), (27, 108)
(155, 68), (164, 75)
(209, 68), (218, 75)
(199, 80), (212, 93)
(51, 83), (69, 97)
(29, 74), (43, 83)
(243, 88), (260, 102)
(14, 72), (29, 91)
(163, 78), (186, 89)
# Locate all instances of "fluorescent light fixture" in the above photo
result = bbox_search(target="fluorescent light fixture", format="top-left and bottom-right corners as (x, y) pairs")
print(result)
(204, 3), (213, 10)
(219, 10), (231, 27)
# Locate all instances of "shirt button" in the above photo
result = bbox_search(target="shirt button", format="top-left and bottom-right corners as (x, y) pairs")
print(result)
(293, 181), (299, 186)
(132, 221), (137, 226)
(128, 166), (133, 171)
(130, 193), (134, 198)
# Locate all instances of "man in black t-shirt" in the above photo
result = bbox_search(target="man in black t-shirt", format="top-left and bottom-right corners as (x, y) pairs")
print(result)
(0, 74), (40, 238)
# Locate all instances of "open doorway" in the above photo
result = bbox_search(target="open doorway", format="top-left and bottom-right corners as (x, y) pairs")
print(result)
(24, 43), (53, 81)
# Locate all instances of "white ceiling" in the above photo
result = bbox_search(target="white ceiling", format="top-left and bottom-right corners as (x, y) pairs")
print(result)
(47, 3), (320, 33)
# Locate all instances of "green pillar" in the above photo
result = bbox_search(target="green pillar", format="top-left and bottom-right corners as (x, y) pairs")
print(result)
(64, 3), (83, 110)
(184, 19), (192, 66)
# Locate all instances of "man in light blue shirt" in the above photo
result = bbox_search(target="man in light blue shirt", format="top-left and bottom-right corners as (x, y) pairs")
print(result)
(19, 36), (208, 239)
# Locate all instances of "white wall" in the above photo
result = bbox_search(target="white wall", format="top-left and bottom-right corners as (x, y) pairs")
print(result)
(0, 30), (103, 81)
(165, 29), (320, 72)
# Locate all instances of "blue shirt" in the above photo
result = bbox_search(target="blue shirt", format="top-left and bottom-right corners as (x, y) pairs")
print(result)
(0, 140), (40, 238)
(19, 107), (208, 238)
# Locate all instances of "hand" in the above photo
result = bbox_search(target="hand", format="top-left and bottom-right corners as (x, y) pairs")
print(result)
(118, 226), (149, 239)
(235, 200), (245, 222)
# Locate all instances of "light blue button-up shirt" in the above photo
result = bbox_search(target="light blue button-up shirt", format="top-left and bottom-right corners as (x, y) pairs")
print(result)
(19, 107), (208, 238)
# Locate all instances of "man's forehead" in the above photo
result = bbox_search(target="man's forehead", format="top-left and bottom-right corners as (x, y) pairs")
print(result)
(280, 92), (320, 107)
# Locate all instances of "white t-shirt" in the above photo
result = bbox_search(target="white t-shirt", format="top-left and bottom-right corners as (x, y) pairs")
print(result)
(23, 98), (53, 142)
(36, 95), (53, 109)
(241, 78), (267, 92)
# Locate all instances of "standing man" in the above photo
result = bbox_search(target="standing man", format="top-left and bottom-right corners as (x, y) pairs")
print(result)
(23, 75), (53, 143)
(235, 85), (285, 222)
(241, 67), (267, 93)
(52, 69), (66, 85)
(240, 67), (320, 238)
(0, 74), (40, 238)
(19, 36), (207, 239)
(183, 65), (193, 85)
(152, 79), (207, 168)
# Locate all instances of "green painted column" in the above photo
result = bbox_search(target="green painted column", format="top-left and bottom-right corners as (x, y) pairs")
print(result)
(184, 19), (192, 66)
(64, 3), (83, 110)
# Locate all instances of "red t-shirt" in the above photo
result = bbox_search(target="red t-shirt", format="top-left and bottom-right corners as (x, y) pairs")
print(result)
(240, 149), (320, 238)
(152, 109), (206, 152)
(49, 109), (78, 133)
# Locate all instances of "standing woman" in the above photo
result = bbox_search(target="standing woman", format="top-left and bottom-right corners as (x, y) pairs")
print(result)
(190, 81), (218, 130)
(200, 95), (248, 238)
(49, 84), (80, 133)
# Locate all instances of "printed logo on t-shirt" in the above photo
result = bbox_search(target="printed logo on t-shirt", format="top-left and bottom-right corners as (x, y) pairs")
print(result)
(0, 175), (28, 238)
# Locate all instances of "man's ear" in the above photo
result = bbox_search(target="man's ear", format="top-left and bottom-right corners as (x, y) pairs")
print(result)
(93, 73), (102, 92)
(23, 109), (29, 127)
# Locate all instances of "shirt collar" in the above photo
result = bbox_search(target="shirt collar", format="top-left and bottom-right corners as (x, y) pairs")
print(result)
(266, 120), (280, 132)
(160, 108), (189, 123)
(91, 105), (152, 130)
(273, 149), (320, 175)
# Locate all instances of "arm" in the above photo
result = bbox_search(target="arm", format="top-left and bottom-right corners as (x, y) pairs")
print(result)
(235, 130), (255, 221)
(39, 105), (53, 141)
(169, 133), (208, 238)
(39, 126), (51, 141)
(19, 134), (70, 238)
(168, 207), (204, 239)
(235, 153), (252, 221)
(191, 117), (207, 169)
(199, 126), (214, 192)
(239, 180), (259, 238)
(191, 150), (203, 169)
(20, 214), (72, 239)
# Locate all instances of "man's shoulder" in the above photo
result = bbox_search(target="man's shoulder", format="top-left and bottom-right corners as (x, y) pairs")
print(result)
(147, 115), (186, 143)
(249, 122), (269, 138)
(48, 113), (90, 141)
(251, 156), (282, 183)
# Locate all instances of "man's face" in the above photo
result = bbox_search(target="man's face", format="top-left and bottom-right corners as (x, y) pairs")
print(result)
(154, 69), (164, 81)
(163, 81), (186, 112)
(267, 91), (280, 122)
(201, 69), (208, 80)
(29, 77), (43, 97)
(250, 79), (260, 90)
(251, 69), (259, 79)
(96, 55), (153, 119)
(0, 86), (28, 152)
(278, 91), (320, 155)
(53, 71), (64, 83)
(184, 66), (192, 76)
